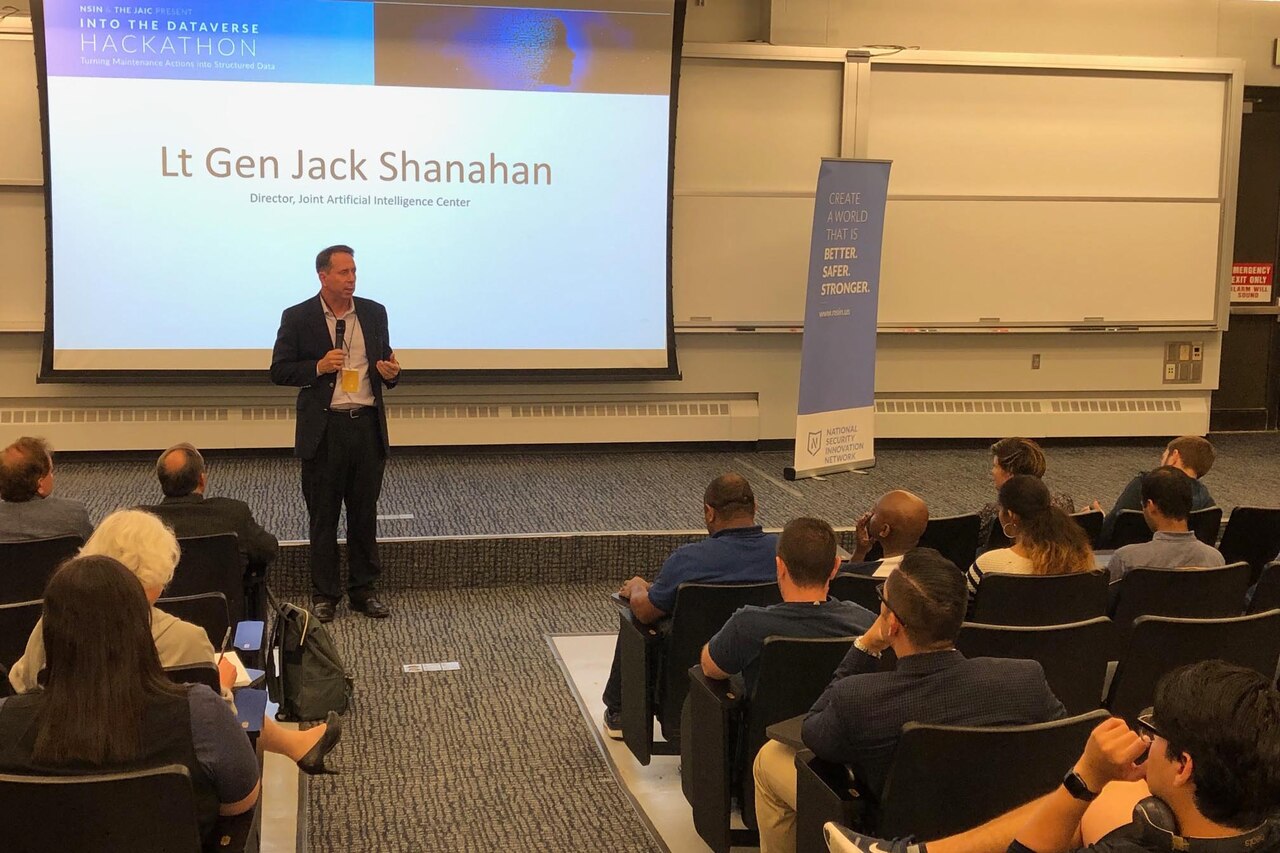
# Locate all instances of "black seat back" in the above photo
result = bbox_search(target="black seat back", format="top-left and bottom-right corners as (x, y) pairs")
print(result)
(1189, 507), (1224, 547)
(0, 764), (202, 853)
(829, 573), (881, 612)
(955, 618), (1113, 715)
(661, 582), (781, 738)
(970, 571), (1109, 627)
(164, 663), (221, 694)
(1219, 508), (1280, 585)
(170, 534), (243, 623)
(1250, 562), (1280, 615)
(1071, 510), (1105, 547)
(1109, 511), (1153, 549)
(983, 519), (1012, 553)
(1106, 610), (1280, 721)
(878, 710), (1109, 840)
(0, 535), (82, 604)
(0, 599), (42, 678)
(1110, 563), (1250, 644)
(739, 637), (854, 826)
(917, 514), (980, 572)
(156, 593), (231, 651)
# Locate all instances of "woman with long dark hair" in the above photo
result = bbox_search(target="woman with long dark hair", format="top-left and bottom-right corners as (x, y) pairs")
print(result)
(0, 555), (259, 842)
(966, 475), (1093, 602)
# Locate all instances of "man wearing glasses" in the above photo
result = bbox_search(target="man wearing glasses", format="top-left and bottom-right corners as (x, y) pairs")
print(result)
(753, 547), (1066, 853)
(827, 660), (1280, 853)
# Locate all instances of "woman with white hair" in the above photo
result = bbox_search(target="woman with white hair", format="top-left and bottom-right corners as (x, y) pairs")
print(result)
(8, 508), (342, 774)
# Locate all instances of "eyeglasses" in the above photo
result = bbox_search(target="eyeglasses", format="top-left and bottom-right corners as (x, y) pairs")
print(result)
(875, 581), (907, 626)
(1133, 706), (1161, 764)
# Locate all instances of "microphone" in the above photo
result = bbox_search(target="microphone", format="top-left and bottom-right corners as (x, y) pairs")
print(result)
(334, 319), (346, 350)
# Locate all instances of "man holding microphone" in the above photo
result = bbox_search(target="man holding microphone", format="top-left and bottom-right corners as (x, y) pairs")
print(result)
(271, 245), (400, 621)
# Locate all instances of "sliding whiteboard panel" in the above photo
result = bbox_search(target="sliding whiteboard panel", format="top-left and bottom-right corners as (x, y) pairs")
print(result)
(0, 36), (42, 185)
(868, 65), (1226, 199)
(674, 58), (842, 191)
(673, 195), (812, 324)
(0, 190), (48, 330)
(879, 199), (1223, 326)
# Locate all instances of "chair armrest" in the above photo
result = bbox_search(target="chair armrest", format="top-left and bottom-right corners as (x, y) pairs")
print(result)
(688, 665), (746, 851)
(233, 621), (264, 653)
(796, 749), (868, 853)
(620, 611), (662, 765)
(231, 687), (269, 747)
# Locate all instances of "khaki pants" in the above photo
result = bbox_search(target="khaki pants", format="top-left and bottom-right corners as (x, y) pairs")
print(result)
(754, 739), (800, 853)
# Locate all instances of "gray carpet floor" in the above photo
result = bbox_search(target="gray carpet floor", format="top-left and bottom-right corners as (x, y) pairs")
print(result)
(52, 433), (1280, 539)
(285, 582), (659, 853)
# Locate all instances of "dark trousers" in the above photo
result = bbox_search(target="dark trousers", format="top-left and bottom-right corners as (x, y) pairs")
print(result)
(301, 410), (385, 602)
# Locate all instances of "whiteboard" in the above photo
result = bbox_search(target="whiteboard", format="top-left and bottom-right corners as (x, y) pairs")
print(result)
(673, 47), (1239, 330)
(0, 35), (42, 185)
(867, 65), (1226, 199)
(0, 34), (45, 332)
(878, 199), (1223, 326)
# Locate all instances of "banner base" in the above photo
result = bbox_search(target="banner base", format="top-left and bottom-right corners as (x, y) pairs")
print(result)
(784, 457), (876, 481)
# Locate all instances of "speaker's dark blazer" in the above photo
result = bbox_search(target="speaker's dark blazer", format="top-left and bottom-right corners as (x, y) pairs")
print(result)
(269, 295), (397, 460)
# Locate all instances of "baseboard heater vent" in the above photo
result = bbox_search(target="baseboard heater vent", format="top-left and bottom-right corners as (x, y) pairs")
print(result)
(0, 407), (229, 425)
(875, 398), (1182, 415)
(512, 402), (731, 419)
(389, 405), (502, 420)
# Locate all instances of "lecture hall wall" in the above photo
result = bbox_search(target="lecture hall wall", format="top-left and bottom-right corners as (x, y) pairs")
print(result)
(1, 0), (1276, 450)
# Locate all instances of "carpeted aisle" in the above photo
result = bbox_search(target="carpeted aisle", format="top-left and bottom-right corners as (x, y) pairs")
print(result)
(289, 582), (661, 853)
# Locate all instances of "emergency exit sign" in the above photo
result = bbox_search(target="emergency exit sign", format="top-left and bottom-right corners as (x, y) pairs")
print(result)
(1231, 262), (1274, 304)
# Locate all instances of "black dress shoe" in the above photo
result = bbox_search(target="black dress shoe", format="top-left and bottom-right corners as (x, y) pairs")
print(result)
(297, 710), (342, 776)
(312, 600), (336, 623)
(350, 595), (390, 618)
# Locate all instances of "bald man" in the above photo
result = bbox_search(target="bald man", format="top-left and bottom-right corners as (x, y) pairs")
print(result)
(141, 443), (279, 617)
(845, 490), (929, 577)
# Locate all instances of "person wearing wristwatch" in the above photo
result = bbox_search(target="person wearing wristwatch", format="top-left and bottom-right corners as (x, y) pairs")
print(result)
(826, 660), (1280, 853)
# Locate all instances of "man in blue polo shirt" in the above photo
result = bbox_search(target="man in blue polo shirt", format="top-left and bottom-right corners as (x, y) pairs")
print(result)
(701, 516), (874, 695)
(602, 473), (779, 738)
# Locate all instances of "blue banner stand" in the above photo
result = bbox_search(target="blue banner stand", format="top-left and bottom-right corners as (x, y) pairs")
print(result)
(785, 158), (891, 481)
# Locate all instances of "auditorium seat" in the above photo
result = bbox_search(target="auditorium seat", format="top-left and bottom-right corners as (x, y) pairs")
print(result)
(156, 593), (231, 652)
(917, 513), (981, 571)
(829, 573), (881, 613)
(1218, 507), (1280, 585)
(687, 636), (854, 852)
(170, 534), (245, 622)
(0, 599), (42, 695)
(1071, 510), (1105, 547)
(1108, 563), (1250, 645)
(1107, 507), (1223, 550)
(793, 710), (1108, 853)
(1250, 562), (1280, 615)
(955, 618), (1113, 715)
(1106, 610), (1280, 721)
(0, 764), (210, 853)
(969, 571), (1109, 627)
(619, 581), (780, 765)
(0, 535), (82, 604)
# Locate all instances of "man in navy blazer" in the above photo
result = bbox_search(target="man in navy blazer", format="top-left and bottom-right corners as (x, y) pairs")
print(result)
(270, 245), (400, 621)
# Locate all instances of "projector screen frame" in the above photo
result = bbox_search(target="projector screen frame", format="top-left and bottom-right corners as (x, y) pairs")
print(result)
(32, 0), (687, 385)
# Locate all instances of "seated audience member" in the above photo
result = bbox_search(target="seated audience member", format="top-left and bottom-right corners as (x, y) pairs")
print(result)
(701, 517), (875, 694)
(844, 490), (929, 577)
(9, 509), (341, 774)
(1095, 436), (1216, 548)
(1108, 467), (1225, 581)
(967, 475), (1094, 604)
(753, 547), (1066, 853)
(142, 442), (279, 587)
(979, 437), (1075, 548)
(602, 473), (778, 738)
(0, 436), (93, 543)
(0, 555), (260, 846)
(826, 660), (1280, 853)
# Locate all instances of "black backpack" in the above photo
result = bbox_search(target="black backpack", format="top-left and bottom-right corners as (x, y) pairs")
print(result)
(265, 591), (353, 721)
